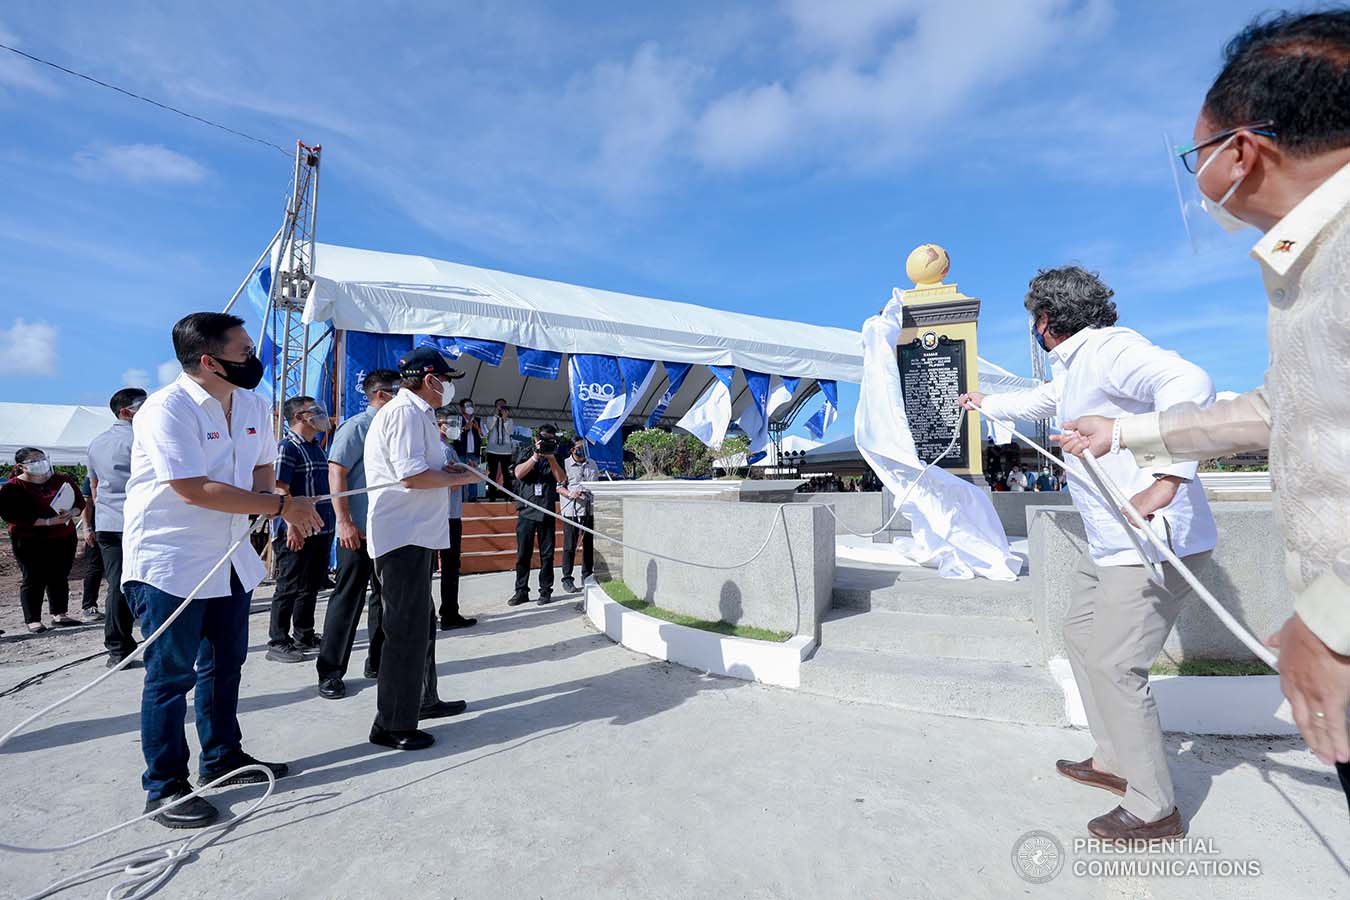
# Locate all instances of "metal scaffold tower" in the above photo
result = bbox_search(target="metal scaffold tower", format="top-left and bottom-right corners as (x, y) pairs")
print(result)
(268, 142), (322, 429)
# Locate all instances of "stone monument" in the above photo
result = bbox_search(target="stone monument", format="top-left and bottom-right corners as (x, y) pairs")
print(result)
(896, 243), (983, 481)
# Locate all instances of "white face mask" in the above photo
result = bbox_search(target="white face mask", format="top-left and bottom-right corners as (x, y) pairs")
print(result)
(22, 458), (53, 480)
(463, 404), (474, 416)
(1196, 134), (1252, 233)
(435, 377), (455, 408)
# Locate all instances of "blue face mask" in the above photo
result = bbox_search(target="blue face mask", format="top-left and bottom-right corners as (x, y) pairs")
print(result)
(1031, 320), (1049, 353)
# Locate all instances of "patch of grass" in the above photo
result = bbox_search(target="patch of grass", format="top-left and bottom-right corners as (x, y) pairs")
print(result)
(599, 580), (792, 643)
(1150, 658), (1277, 677)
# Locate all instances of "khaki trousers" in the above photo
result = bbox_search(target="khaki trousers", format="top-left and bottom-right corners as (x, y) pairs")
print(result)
(1062, 550), (1211, 822)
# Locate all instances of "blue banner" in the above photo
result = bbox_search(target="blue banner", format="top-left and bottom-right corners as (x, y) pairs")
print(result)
(343, 331), (413, 421)
(646, 361), (692, 427)
(569, 354), (626, 474)
(456, 337), (505, 366)
(590, 357), (655, 444)
(806, 379), (839, 439)
(737, 370), (771, 464)
(517, 346), (562, 380)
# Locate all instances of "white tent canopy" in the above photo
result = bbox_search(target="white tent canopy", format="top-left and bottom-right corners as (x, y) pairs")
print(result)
(0, 403), (114, 467)
(301, 243), (1041, 435)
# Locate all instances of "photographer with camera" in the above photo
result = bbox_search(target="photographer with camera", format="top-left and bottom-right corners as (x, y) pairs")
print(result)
(508, 424), (565, 606)
(484, 399), (515, 501)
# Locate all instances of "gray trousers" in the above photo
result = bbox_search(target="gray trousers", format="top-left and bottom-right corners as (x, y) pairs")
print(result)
(1063, 550), (1211, 822)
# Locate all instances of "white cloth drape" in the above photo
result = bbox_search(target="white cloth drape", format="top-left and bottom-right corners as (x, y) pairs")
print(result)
(855, 290), (1021, 581)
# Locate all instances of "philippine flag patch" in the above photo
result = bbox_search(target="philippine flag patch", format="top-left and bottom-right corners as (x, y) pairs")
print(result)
(207, 432), (221, 440)
(246, 427), (257, 435)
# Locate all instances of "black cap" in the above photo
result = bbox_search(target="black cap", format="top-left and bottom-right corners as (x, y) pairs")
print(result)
(397, 347), (464, 379)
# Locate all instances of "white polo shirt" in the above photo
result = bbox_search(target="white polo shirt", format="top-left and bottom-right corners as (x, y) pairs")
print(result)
(364, 388), (450, 559)
(122, 374), (276, 596)
(979, 327), (1218, 567)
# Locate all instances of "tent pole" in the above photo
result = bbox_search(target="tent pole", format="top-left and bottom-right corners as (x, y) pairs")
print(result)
(221, 224), (284, 315)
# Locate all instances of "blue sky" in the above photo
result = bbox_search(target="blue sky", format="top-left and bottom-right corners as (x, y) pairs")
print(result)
(0, 1), (1281, 440)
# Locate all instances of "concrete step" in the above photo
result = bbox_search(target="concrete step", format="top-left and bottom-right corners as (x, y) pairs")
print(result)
(832, 564), (1035, 620)
(463, 530), (565, 553)
(799, 646), (1067, 726)
(819, 608), (1042, 664)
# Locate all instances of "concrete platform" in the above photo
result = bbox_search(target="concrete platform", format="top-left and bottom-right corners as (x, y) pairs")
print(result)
(1, 571), (1347, 898)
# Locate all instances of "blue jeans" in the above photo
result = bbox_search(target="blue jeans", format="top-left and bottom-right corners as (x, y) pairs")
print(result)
(126, 570), (250, 800)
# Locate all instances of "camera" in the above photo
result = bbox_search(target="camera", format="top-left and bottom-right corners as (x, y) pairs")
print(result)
(536, 435), (558, 455)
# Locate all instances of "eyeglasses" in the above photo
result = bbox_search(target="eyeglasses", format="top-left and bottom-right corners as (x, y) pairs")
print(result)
(1175, 120), (1276, 174)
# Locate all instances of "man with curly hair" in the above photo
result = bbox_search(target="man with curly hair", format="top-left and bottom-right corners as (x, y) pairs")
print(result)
(959, 265), (1218, 840)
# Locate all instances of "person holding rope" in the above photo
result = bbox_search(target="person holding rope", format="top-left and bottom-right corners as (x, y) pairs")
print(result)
(122, 312), (324, 829)
(363, 347), (481, 751)
(960, 265), (1218, 840)
(1057, 10), (1350, 812)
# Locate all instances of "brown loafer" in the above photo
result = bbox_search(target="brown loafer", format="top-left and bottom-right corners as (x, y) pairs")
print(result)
(1088, 806), (1184, 840)
(1056, 757), (1126, 796)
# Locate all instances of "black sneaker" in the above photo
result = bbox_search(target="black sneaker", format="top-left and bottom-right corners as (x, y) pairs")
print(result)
(536, 593), (556, 605)
(106, 655), (144, 670)
(363, 659), (379, 679)
(560, 578), (578, 593)
(265, 642), (306, 663)
(198, 752), (289, 788)
(145, 787), (219, 830)
(507, 594), (530, 606)
(292, 631), (321, 650)
(81, 607), (105, 623)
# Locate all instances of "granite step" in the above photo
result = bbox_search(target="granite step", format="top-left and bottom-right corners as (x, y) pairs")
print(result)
(799, 646), (1067, 726)
(819, 608), (1042, 665)
(832, 564), (1035, 620)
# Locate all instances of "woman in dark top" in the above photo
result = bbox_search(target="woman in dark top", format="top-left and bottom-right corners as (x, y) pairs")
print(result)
(0, 447), (86, 632)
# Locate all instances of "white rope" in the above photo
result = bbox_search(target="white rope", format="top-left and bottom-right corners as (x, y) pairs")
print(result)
(2, 416), (1278, 899)
(0, 481), (402, 900)
(969, 403), (1279, 670)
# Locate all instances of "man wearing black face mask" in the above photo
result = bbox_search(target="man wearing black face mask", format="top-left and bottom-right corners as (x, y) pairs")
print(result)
(121, 312), (324, 829)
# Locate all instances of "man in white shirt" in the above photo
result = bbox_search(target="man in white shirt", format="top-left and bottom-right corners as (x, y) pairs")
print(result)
(1054, 10), (1350, 813)
(363, 347), (482, 751)
(961, 266), (1217, 841)
(122, 312), (323, 829)
(87, 387), (146, 666)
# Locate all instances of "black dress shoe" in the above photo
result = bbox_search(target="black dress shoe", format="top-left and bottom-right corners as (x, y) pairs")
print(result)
(508, 594), (530, 606)
(369, 723), (435, 751)
(107, 655), (144, 670)
(363, 659), (379, 679)
(440, 615), (478, 630)
(318, 677), (346, 700)
(419, 699), (468, 719)
(198, 752), (290, 787)
(145, 788), (219, 830)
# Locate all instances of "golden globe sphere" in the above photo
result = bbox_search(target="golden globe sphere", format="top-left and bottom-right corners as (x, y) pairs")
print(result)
(906, 244), (951, 286)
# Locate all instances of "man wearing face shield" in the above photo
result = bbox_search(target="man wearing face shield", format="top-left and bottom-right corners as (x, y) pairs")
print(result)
(122, 312), (324, 829)
(1056, 10), (1350, 811)
(265, 395), (337, 663)
(362, 347), (481, 751)
(0, 447), (87, 632)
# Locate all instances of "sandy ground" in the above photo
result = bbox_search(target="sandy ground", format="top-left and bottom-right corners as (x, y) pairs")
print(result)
(1, 570), (1347, 900)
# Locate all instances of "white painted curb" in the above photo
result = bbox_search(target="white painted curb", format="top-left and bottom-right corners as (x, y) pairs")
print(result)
(583, 579), (816, 688)
(1048, 657), (1296, 736)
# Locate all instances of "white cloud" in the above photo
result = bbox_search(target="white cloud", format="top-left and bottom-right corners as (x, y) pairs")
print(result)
(120, 367), (151, 389)
(157, 359), (181, 386)
(0, 24), (60, 97)
(73, 144), (208, 184)
(0, 318), (58, 375)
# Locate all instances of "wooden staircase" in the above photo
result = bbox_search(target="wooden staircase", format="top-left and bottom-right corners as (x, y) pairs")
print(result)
(460, 501), (565, 574)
